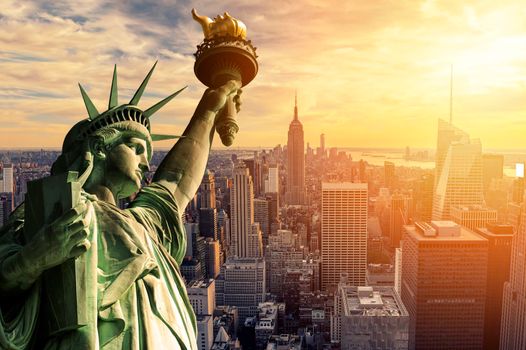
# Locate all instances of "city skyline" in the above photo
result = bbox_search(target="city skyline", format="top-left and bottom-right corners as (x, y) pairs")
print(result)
(1, 1), (526, 149)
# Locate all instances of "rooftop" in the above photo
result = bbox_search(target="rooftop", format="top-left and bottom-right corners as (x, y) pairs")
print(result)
(341, 286), (408, 317)
(187, 279), (214, 289)
(406, 221), (486, 242)
(322, 182), (368, 190)
(451, 205), (496, 212)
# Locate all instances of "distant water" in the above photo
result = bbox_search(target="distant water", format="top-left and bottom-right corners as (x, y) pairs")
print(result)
(347, 151), (434, 170)
(344, 149), (521, 178)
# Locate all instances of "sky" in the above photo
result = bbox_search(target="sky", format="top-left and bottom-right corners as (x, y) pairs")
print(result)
(1, 0), (525, 149)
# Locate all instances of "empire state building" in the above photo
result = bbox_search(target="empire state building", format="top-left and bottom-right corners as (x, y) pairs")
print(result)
(285, 94), (306, 205)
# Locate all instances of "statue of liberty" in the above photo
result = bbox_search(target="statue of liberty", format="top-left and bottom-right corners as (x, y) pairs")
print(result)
(0, 62), (242, 349)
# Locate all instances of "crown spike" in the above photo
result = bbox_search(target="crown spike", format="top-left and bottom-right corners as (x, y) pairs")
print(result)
(109, 64), (118, 109)
(129, 61), (158, 106)
(143, 86), (187, 118)
(78, 83), (99, 120)
(151, 134), (184, 141)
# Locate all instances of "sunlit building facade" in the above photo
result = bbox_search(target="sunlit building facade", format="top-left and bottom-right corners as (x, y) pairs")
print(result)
(321, 182), (368, 290)
(285, 94), (306, 205)
(230, 163), (263, 258)
(500, 201), (526, 350)
(401, 221), (488, 350)
(432, 120), (483, 220)
(332, 282), (409, 350)
(450, 205), (498, 231)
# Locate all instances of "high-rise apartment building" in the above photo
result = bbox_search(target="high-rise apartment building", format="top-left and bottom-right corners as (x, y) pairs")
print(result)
(196, 315), (214, 350)
(2, 164), (14, 193)
(187, 279), (216, 315)
(285, 94), (305, 205)
(264, 166), (279, 194)
(401, 221), (488, 350)
(244, 158), (262, 198)
(500, 200), (526, 350)
(0, 192), (14, 227)
(321, 182), (368, 290)
(389, 193), (412, 248)
(230, 162), (262, 258)
(215, 257), (266, 322)
(254, 198), (270, 249)
(450, 205), (497, 231)
(200, 169), (216, 209)
(474, 224), (513, 350)
(331, 282), (409, 350)
(205, 239), (221, 279)
(432, 120), (483, 220)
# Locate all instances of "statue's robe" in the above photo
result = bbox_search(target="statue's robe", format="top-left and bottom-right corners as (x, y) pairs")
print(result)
(0, 183), (198, 349)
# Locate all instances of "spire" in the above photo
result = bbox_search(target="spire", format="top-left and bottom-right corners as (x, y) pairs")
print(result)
(78, 83), (99, 120)
(129, 61), (158, 106)
(108, 64), (118, 109)
(294, 90), (298, 121)
(143, 86), (187, 118)
(449, 64), (453, 124)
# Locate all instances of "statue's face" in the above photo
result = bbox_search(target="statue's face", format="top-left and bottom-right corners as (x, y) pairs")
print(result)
(105, 136), (150, 199)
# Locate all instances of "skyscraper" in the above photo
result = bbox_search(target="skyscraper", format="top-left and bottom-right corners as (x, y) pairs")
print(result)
(482, 154), (504, 195)
(285, 94), (305, 205)
(474, 224), (513, 350)
(384, 161), (396, 189)
(432, 120), (483, 220)
(450, 205), (497, 231)
(264, 166), (279, 194)
(253, 198), (269, 249)
(413, 174), (434, 222)
(389, 193), (412, 248)
(321, 182), (368, 290)
(434, 119), (469, 182)
(215, 257), (266, 321)
(332, 282), (409, 350)
(244, 158), (262, 198)
(500, 199), (526, 350)
(199, 169), (216, 209)
(320, 133), (325, 156)
(2, 164), (14, 193)
(230, 162), (262, 258)
(401, 221), (488, 350)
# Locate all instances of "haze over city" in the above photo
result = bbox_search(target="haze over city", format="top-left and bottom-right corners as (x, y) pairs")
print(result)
(1, 0), (526, 149)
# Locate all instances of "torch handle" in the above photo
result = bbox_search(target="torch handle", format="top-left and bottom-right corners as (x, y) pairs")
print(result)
(215, 95), (239, 147)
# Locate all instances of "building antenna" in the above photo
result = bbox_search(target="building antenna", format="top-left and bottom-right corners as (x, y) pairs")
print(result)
(449, 64), (453, 124)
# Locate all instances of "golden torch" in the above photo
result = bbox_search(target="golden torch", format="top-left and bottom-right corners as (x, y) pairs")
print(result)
(192, 9), (258, 146)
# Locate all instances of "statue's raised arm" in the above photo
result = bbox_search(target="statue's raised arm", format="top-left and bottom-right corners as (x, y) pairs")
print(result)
(153, 8), (257, 209)
(152, 80), (241, 210)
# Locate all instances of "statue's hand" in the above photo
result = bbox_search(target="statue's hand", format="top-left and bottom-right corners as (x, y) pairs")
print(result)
(20, 201), (91, 279)
(201, 80), (242, 113)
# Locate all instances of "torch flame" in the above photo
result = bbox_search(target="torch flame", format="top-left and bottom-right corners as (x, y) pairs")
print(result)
(192, 8), (247, 40)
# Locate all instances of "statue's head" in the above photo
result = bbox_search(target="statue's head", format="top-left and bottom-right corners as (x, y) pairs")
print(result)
(52, 62), (185, 198)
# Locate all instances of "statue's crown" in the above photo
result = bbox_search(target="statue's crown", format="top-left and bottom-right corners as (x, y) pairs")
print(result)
(77, 62), (185, 142)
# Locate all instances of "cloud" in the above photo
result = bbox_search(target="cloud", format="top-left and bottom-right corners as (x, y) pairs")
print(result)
(0, 0), (524, 149)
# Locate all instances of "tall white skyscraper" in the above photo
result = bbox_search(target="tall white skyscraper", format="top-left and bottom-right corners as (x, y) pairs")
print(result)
(2, 164), (14, 193)
(432, 120), (483, 220)
(230, 162), (262, 258)
(321, 182), (368, 290)
(264, 166), (279, 194)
